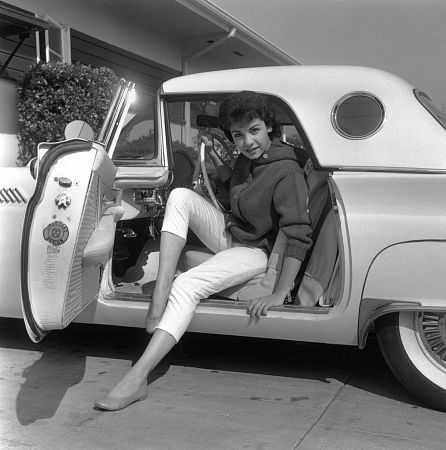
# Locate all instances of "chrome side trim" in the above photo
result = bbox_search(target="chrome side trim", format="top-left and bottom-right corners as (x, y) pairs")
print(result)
(0, 187), (27, 204)
(102, 291), (331, 314)
(358, 298), (446, 348)
(333, 166), (446, 174)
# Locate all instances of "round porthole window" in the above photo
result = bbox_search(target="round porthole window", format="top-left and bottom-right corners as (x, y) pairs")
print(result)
(332, 92), (385, 139)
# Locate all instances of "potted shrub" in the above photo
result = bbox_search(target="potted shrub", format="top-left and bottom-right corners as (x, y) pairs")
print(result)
(17, 62), (118, 165)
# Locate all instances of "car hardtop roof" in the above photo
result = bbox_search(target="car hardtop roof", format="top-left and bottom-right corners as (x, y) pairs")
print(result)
(161, 65), (413, 96)
(162, 65), (446, 172)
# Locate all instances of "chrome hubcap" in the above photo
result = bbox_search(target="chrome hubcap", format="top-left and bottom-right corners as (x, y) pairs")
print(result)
(416, 312), (446, 370)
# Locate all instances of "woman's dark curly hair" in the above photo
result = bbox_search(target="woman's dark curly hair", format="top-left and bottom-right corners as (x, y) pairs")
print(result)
(218, 91), (281, 142)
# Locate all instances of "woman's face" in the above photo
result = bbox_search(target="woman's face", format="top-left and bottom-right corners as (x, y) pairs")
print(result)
(229, 117), (272, 160)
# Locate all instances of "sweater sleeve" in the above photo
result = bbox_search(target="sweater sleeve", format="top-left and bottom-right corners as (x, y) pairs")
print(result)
(273, 168), (312, 260)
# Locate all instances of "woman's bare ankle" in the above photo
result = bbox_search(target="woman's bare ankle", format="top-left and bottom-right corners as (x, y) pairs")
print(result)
(110, 367), (148, 393)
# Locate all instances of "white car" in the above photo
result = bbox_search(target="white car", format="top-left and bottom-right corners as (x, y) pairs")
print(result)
(1, 66), (445, 412)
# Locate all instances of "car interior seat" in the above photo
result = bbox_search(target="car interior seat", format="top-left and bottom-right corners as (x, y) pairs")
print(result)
(181, 158), (340, 306)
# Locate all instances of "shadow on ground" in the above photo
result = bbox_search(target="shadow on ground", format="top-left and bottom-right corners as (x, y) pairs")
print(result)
(1, 319), (153, 425)
(0, 317), (421, 425)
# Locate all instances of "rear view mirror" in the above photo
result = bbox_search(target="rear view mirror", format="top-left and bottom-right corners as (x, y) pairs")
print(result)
(196, 114), (219, 129)
(64, 120), (94, 140)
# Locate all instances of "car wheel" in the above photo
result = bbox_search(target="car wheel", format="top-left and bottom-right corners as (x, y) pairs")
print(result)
(376, 311), (446, 412)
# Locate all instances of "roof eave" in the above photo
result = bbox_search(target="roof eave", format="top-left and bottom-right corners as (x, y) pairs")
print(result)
(0, 3), (49, 37)
(174, 0), (301, 66)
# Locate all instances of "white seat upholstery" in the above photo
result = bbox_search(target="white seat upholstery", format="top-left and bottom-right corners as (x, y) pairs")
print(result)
(182, 160), (339, 305)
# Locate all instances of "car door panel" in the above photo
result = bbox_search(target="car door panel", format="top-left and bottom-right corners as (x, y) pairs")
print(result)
(21, 140), (122, 342)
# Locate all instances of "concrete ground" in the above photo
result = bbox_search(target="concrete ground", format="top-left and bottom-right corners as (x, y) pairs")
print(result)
(0, 318), (445, 450)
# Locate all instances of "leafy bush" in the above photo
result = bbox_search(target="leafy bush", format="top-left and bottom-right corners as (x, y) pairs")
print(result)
(17, 62), (119, 165)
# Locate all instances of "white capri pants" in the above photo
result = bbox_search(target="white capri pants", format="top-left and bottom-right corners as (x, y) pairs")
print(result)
(156, 188), (268, 342)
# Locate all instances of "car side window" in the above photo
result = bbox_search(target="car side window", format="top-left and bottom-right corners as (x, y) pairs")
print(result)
(113, 96), (156, 162)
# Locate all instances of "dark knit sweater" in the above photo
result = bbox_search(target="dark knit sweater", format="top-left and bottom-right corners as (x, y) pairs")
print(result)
(227, 142), (312, 261)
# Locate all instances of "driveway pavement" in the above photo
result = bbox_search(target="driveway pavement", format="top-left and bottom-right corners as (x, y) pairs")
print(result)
(0, 318), (445, 450)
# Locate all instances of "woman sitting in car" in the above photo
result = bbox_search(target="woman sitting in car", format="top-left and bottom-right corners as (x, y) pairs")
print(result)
(95, 90), (312, 411)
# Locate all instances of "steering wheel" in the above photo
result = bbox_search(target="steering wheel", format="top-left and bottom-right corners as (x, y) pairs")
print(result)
(193, 132), (234, 211)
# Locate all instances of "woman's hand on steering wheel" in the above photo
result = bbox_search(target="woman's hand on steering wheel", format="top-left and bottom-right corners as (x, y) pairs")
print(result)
(200, 132), (235, 163)
(200, 133), (221, 157)
(200, 133), (214, 149)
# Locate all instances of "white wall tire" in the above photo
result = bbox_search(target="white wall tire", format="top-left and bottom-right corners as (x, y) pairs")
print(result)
(376, 311), (446, 412)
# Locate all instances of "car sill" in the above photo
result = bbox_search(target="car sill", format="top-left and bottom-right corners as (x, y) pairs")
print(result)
(101, 292), (330, 315)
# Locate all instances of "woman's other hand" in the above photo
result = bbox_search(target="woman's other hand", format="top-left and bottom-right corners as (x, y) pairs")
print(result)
(200, 134), (214, 151)
(247, 293), (285, 320)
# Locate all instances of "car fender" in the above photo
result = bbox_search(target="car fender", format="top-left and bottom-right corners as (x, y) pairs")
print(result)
(0, 166), (36, 318)
(358, 240), (446, 347)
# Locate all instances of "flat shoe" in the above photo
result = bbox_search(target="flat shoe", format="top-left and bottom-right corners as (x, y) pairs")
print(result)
(94, 384), (148, 411)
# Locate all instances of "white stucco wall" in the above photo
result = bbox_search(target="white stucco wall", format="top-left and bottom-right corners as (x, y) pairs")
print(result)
(9, 0), (184, 72)
(0, 79), (19, 166)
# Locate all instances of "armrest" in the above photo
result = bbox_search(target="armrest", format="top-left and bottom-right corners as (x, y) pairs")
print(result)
(83, 206), (124, 267)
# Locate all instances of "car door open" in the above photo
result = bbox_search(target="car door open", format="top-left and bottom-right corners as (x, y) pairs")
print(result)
(20, 140), (123, 342)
